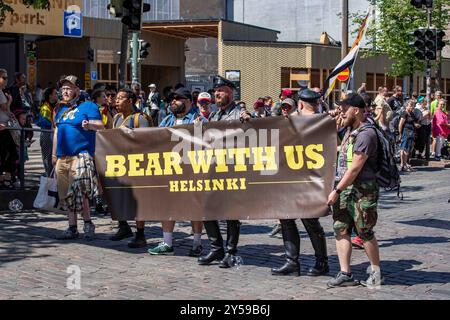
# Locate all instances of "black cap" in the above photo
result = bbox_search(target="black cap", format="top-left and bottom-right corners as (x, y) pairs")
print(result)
(337, 92), (366, 109)
(298, 88), (322, 103)
(168, 87), (192, 101)
(213, 75), (236, 90)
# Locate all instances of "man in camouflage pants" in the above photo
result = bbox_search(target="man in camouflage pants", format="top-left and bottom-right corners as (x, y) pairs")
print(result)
(327, 93), (383, 288)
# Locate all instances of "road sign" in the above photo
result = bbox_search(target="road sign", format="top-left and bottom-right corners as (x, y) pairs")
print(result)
(337, 68), (350, 82)
(63, 5), (82, 38)
(91, 71), (97, 81)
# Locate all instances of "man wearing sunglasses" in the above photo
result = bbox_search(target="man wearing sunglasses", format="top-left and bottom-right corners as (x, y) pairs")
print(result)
(105, 85), (118, 118)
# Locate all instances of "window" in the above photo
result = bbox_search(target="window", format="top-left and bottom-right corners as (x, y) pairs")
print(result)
(280, 67), (309, 90)
(366, 73), (375, 92)
(310, 69), (321, 88)
(375, 73), (385, 91)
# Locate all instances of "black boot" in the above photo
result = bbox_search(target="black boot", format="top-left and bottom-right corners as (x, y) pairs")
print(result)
(198, 248), (225, 265)
(225, 220), (241, 255)
(271, 219), (300, 276)
(218, 253), (235, 268)
(109, 222), (133, 241)
(302, 218), (329, 276)
(198, 221), (225, 265)
(128, 229), (147, 248)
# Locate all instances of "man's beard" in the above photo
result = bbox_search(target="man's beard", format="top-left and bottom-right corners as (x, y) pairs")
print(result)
(170, 102), (186, 115)
(216, 95), (231, 108)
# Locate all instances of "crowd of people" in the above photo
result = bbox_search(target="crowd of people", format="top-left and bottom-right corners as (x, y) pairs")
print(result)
(1, 66), (450, 288)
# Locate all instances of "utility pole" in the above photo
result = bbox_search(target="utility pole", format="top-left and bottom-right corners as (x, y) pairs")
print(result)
(118, 24), (128, 89)
(131, 31), (139, 84)
(341, 0), (349, 91)
(425, 6), (432, 109)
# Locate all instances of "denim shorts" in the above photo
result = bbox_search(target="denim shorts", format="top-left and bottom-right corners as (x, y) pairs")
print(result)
(400, 131), (414, 152)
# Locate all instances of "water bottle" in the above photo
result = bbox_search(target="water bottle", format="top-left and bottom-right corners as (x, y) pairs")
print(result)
(230, 255), (244, 271)
(8, 199), (23, 212)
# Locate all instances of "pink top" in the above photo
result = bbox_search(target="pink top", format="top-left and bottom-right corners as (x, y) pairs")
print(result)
(432, 108), (450, 138)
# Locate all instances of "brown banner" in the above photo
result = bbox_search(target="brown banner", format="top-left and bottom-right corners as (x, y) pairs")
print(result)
(95, 114), (337, 221)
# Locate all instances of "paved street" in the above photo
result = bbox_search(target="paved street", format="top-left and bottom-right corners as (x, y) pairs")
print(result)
(1, 158), (449, 300)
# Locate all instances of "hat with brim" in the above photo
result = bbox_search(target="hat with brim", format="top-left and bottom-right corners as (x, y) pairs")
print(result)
(168, 87), (192, 101)
(58, 75), (80, 88)
(148, 84), (156, 88)
(281, 98), (296, 109)
(298, 88), (322, 103)
(213, 75), (236, 90)
(336, 92), (366, 109)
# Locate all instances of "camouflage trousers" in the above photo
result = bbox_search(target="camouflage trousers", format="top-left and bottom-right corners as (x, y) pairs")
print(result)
(332, 180), (379, 242)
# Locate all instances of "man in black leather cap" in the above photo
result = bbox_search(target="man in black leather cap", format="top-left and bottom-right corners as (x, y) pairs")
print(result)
(198, 75), (250, 268)
(271, 88), (329, 277)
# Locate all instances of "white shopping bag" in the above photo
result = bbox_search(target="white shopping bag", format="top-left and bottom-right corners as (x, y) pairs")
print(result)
(33, 171), (67, 214)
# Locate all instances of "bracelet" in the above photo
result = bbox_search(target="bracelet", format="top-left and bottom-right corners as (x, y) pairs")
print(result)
(334, 188), (342, 194)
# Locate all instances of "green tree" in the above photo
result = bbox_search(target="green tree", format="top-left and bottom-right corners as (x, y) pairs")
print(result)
(351, 0), (450, 90)
(0, 0), (51, 26)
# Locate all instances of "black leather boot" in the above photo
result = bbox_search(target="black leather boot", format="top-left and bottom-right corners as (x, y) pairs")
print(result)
(109, 222), (133, 241)
(225, 220), (241, 255)
(271, 219), (300, 276)
(198, 221), (225, 265)
(302, 218), (329, 276)
(218, 253), (235, 268)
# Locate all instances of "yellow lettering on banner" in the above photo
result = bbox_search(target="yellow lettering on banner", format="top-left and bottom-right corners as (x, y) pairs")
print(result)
(188, 150), (214, 174)
(252, 147), (278, 171)
(239, 178), (247, 190)
(284, 146), (305, 170)
(214, 149), (229, 173)
(228, 148), (250, 172)
(128, 154), (145, 177)
(145, 153), (163, 176)
(189, 180), (196, 191)
(179, 180), (188, 192)
(226, 178), (239, 190)
(196, 180), (204, 191)
(105, 155), (126, 177)
(169, 180), (179, 192)
(212, 179), (225, 190)
(163, 152), (183, 175)
(204, 179), (211, 191)
(306, 144), (325, 169)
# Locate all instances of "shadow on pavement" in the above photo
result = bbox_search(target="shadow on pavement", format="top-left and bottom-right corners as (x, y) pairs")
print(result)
(396, 218), (450, 231)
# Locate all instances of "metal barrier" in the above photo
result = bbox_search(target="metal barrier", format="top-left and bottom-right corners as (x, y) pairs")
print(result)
(3, 127), (53, 190)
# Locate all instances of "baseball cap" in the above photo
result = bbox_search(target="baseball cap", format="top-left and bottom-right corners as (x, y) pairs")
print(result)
(59, 75), (80, 88)
(198, 92), (211, 103)
(281, 89), (292, 97)
(417, 96), (425, 103)
(281, 98), (296, 109)
(212, 75), (236, 90)
(168, 87), (192, 101)
(336, 92), (366, 109)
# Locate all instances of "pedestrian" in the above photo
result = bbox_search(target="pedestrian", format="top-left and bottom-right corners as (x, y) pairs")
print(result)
(387, 85), (404, 113)
(92, 89), (113, 129)
(272, 89), (293, 116)
(147, 87), (206, 256)
(327, 93), (383, 288)
(263, 96), (274, 114)
(105, 85), (118, 119)
(131, 82), (146, 112)
(197, 75), (250, 268)
(399, 100), (420, 171)
(252, 98), (270, 118)
(146, 83), (161, 126)
(52, 75), (104, 240)
(430, 91), (442, 117)
(197, 92), (212, 119)
(109, 88), (153, 247)
(373, 86), (393, 134)
(7, 72), (26, 113)
(36, 86), (58, 177)
(271, 89), (329, 277)
(414, 96), (431, 159)
(431, 99), (450, 161)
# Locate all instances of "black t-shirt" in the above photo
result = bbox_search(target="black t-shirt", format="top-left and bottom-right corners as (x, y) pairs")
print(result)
(400, 110), (416, 133)
(388, 96), (403, 112)
(353, 125), (379, 183)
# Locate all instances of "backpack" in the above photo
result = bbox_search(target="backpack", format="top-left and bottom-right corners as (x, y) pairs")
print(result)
(356, 124), (403, 199)
(113, 112), (152, 129)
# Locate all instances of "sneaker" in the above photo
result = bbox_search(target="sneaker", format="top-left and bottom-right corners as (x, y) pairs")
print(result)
(188, 245), (203, 257)
(351, 236), (365, 249)
(128, 234), (147, 248)
(83, 223), (96, 240)
(268, 224), (282, 238)
(360, 271), (385, 289)
(327, 271), (359, 288)
(148, 242), (174, 255)
(57, 228), (79, 240)
(95, 203), (108, 215)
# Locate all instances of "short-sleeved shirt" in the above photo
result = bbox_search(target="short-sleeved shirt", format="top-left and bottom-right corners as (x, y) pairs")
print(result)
(387, 96), (403, 112)
(55, 101), (102, 157)
(352, 125), (379, 183)
(159, 107), (206, 127)
(400, 110), (416, 133)
(113, 112), (151, 129)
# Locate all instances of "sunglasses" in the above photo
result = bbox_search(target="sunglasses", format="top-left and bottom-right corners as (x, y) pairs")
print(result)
(106, 93), (116, 97)
(1, 76), (7, 80)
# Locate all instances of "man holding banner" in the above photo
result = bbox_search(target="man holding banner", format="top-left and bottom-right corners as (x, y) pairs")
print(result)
(198, 76), (249, 268)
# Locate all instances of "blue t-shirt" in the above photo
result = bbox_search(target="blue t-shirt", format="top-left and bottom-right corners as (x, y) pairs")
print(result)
(55, 101), (101, 157)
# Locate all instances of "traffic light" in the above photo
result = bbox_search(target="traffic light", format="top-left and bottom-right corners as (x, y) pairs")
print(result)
(437, 29), (446, 51)
(121, 0), (151, 31)
(424, 29), (437, 60)
(410, 0), (433, 8)
(139, 40), (150, 60)
(107, 0), (124, 17)
(87, 48), (95, 62)
(410, 28), (426, 60)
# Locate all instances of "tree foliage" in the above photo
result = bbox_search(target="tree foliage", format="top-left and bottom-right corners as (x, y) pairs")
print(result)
(351, 0), (450, 77)
(0, 0), (51, 26)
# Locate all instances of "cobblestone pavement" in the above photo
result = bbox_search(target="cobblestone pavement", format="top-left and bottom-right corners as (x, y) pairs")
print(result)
(1, 165), (449, 300)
